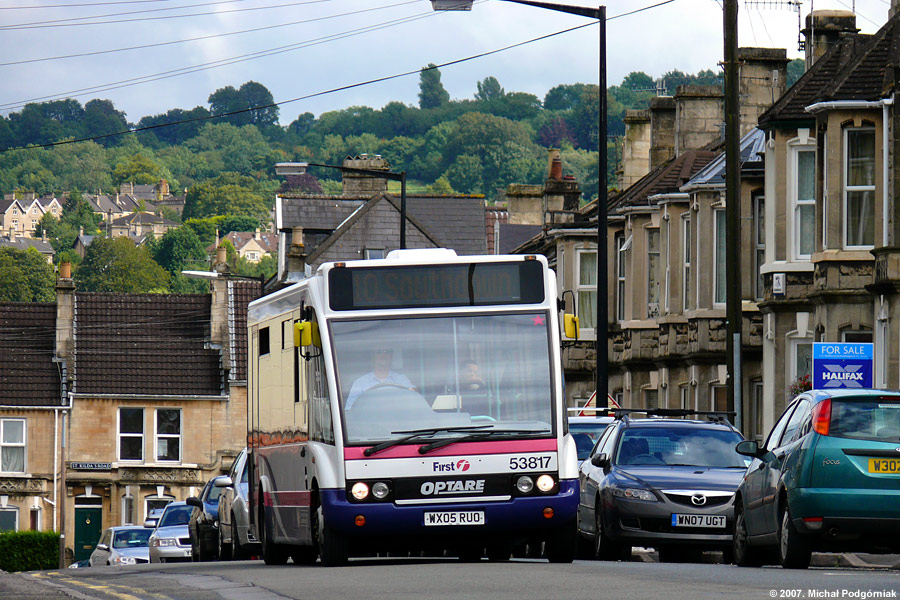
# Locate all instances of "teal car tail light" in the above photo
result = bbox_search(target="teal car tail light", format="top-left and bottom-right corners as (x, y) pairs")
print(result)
(813, 398), (831, 435)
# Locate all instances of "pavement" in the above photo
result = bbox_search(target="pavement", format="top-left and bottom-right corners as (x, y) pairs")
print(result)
(632, 548), (900, 569)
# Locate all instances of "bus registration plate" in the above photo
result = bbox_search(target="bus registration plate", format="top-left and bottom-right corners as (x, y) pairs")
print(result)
(671, 514), (726, 528)
(424, 511), (485, 526)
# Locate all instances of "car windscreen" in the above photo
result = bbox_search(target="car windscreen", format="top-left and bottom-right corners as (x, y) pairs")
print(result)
(113, 529), (152, 548)
(828, 396), (900, 442)
(615, 426), (747, 468)
(158, 505), (192, 528)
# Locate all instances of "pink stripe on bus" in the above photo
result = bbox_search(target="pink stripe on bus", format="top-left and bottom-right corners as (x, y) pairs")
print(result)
(343, 438), (557, 460)
(264, 490), (312, 507)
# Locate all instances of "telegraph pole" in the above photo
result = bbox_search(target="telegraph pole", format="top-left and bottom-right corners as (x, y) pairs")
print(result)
(724, 0), (743, 429)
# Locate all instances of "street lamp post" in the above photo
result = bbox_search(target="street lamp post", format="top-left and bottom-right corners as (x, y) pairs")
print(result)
(276, 162), (408, 249)
(431, 0), (608, 404)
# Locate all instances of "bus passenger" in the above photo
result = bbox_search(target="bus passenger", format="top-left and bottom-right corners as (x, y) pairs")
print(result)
(459, 359), (486, 392)
(345, 349), (414, 410)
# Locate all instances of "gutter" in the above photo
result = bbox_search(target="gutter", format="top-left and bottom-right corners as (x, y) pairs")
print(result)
(883, 97), (893, 247)
(804, 100), (883, 114)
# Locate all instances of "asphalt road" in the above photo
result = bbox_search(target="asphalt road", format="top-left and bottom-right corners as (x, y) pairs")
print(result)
(3, 557), (899, 600)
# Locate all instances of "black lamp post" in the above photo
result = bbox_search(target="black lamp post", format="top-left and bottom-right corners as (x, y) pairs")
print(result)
(430, 0), (608, 403)
(276, 162), (408, 249)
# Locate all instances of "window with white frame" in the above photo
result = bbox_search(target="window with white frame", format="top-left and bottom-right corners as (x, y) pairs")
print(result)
(793, 147), (816, 259)
(364, 248), (384, 260)
(1, 419), (25, 473)
(754, 194), (766, 299)
(145, 495), (174, 520)
(790, 337), (813, 383)
(155, 409), (181, 462)
(245, 251), (260, 262)
(844, 128), (876, 248)
(647, 229), (660, 316)
(752, 381), (764, 441)
(644, 389), (659, 410)
(679, 384), (692, 410)
(714, 208), (726, 305)
(576, 249), (597, 331)
(0, 508), (18, 532)
(616, 234), (628, 321)
(682, 214), (691, 311)
(118, 408), (144, 462)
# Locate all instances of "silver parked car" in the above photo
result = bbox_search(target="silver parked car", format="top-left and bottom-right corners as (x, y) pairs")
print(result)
(148, 502), (193, 563)
(89, 526), (152, 566)
(217, 447), (260, 560)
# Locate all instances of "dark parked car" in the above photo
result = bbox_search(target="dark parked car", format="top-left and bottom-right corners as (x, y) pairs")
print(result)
(733, 389), (900, 569)
(568, 411), (614, 463)
(577, 409), (748, 562)
(187, 475), (228, 562)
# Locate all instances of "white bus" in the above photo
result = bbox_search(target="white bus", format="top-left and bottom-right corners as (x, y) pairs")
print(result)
(247, 248), (579, 565)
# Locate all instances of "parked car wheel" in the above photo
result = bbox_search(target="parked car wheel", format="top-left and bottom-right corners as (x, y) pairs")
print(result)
(594, 507), (630, 561)
(778, 506), (811, 569)
(733, 503), (764, 567)
(314, 503), (348, 567)
(218, 521), (232, 561)
(231, 519), (247, 560)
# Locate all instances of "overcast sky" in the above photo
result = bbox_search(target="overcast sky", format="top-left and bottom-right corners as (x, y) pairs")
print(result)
(0, 0), (892, 126)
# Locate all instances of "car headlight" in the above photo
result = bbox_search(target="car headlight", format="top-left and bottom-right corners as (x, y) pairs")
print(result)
(113, 556), (137, 565)
(351, 482), (370, 501)
(150, 537), (177, 547)
(611, 487), (656, 502)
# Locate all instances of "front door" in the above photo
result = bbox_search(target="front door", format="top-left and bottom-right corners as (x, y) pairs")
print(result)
(74, 507), (102, 562)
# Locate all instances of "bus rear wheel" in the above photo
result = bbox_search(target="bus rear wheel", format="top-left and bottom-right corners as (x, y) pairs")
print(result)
(259, 501), (289, 565)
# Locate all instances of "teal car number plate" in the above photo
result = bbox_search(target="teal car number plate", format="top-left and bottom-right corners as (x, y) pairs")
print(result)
(671, 514), (726, 528)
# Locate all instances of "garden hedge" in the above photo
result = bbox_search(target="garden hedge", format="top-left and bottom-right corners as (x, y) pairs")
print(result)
(0, 531), (60, 572)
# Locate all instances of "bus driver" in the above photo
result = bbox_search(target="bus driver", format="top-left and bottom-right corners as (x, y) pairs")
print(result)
(345, 348), (415, 410)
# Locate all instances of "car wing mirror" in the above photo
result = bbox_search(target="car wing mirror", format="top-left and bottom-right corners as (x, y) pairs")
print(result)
(95, 543), (109, 551)
(214, 476), (234, 488)
(735, 440), (761, 458)
(143, 520), (156, 528)
(590, 452), (609, 468)
(185, 496), (202, 508)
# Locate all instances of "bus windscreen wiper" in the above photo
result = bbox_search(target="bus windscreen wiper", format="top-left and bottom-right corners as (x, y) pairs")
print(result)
(417, 429), (542, 454)
(363, 425), (493, 457)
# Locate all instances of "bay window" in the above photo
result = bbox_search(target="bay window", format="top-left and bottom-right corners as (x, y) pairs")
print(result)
(844, 128), (876, 248)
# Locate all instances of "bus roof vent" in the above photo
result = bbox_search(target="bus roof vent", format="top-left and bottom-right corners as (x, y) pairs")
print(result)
(385, 248), (458, 261)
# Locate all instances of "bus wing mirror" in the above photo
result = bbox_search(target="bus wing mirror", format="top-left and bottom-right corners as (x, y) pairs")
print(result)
(564, 314), (579, 340)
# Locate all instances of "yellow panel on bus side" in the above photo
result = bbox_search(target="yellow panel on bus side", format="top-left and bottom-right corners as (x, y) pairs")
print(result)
(255, 311), (308, 444)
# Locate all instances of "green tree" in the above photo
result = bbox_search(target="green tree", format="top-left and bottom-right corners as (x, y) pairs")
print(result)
(475, 76), (505, 102)
(75, 237), (170, 292)
(183, 173), (269, 221)
(82, 99), (128, 147)
(112, 153), (165, 186)
(443, 154), (483, 194)
(787, 58), (805, 87)
(544, 83), (588, 111)
(233, 254), (276, 279)
(208, 81), (279, 130)
(152, 226), (207, 274)
(418, 64), (450, 109)
(0, 247), (56, 302)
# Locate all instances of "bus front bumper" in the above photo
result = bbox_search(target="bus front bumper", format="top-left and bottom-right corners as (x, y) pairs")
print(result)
(321, 479), (578, 542)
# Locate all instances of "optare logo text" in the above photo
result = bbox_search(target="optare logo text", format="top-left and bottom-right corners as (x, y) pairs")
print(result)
(432, 459), (471, 472)
(420, 479), (485, 496)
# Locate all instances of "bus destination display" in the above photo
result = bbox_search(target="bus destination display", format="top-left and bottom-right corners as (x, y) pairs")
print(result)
(328, 261), (544, 310)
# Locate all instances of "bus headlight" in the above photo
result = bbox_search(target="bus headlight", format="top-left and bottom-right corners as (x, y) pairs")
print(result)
(372, 482), (390, 500)
(351, 482), (370, 501)
(536, 474), (556, 493)
(516, 476), (534, 494)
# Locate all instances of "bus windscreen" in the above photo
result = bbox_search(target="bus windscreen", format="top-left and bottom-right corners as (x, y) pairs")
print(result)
(328, 261), (544, 311)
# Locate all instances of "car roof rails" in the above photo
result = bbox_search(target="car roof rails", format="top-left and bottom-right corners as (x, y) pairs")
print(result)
(610, 408), (736, 424)
(567, 407), (614, 417)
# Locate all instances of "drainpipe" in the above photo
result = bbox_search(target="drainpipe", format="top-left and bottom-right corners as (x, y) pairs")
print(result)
(883, 97), (893, 247)
(53, 409), (58, 531)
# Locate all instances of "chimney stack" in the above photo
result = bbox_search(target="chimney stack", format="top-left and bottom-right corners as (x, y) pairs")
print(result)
(56, 262), (75, 360)
(622, 109), (651, 188)
(674, 85), (724, 156)
(341, 154), (390, 195)
(802, 10), (858, 70)
(738, 47), (789, 134)
(286, 227), (307, 276)
(650, 96), (676, 169)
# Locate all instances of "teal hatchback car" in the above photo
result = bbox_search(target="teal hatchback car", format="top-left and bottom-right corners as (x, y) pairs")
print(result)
(732, 389), (900, 569)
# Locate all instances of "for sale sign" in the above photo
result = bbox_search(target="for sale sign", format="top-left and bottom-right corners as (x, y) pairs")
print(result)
(812, 343), (873, 390)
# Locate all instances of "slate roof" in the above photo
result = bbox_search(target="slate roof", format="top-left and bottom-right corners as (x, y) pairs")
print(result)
(0, 198), (19, 213)
(498, 224), (543, 255)
(279, 193), (487, 256)
(0, 236), (55, 255)
(110, 212), (178, 227)
(681, 128), (767, 190)
(0, 303), (63, 407)
(757, 33), (874, 127)
(73, 293), (223, 396)
(610, 150), (718, 212)
(207, 231), (279, 255)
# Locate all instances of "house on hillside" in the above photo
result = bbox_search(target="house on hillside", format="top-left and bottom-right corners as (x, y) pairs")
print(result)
(271, 155), (486, 290)
(0, 230), (55, 263)
(207, 230), (278, 263)
(1, 194), (63, 239)
(0, 260), (260, 564)
(108, 211), (178, 239)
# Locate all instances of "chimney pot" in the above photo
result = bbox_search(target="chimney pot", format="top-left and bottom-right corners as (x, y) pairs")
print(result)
(550, 157), (563, 181)
(59, 262), (72, 279)
(216, 245), (227, 265)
